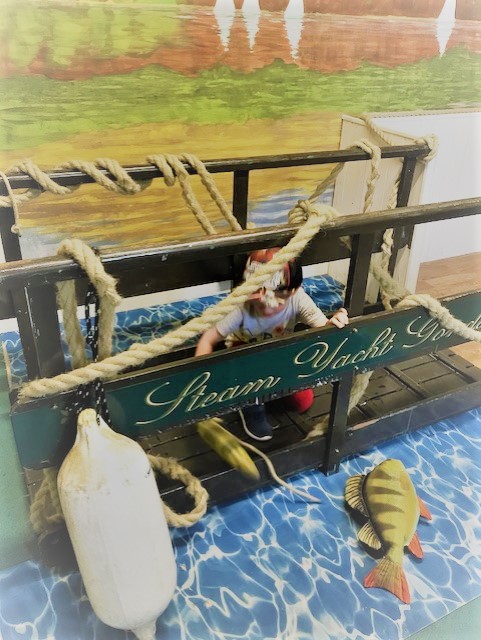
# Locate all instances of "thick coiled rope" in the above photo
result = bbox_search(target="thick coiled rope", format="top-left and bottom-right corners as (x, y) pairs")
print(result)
(19, 204), (339, 402)
(0, 154), (238, 241)
(305, 131), (471, 440)
(29, 454), (208, 534)
(57, 239), (122, 362)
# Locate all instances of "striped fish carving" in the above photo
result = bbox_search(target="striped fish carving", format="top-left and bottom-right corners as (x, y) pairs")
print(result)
(345, 459), (432, 603)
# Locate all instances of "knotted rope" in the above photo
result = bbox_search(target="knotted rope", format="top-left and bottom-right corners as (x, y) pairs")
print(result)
(362, 114), (438, 163)
(57, 239), (122, 362)
(148, 154), (217, 236)
(0, 170), (22, 235)
(18, 204), (339, 402)
(30, 454), (208, 534)
(0, 154), (237, 243)
(29, 242), (209, 536)
(306, 130), (473, 440)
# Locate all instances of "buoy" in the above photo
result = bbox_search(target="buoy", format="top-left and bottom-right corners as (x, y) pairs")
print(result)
(57, 408), (176, 639)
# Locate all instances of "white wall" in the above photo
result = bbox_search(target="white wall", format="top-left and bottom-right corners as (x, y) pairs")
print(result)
(370, 110), (481, 289)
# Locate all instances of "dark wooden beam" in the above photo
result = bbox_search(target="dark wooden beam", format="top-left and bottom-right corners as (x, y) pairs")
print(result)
(0, 207), (22, 262)
(11, 284), (65, 379)
(0, 145), (430, 193)
(1, 197), (479, 291)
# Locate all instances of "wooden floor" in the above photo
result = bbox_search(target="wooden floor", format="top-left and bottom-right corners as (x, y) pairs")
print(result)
(416, 252), (481, 368)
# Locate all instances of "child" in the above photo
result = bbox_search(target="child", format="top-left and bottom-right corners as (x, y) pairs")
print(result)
(195, 248), (349, 441)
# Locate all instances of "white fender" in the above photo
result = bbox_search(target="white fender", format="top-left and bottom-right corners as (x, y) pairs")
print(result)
(57, 408), (176, 640)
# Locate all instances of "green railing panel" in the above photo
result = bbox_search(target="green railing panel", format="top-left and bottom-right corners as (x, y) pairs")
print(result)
(11, 291), (481, 468)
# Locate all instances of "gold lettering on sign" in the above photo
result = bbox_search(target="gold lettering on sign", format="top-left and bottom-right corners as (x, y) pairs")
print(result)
(133, 306), (481, 428)
(404, 313), (481, 348)
(294, 328), (396, 378)
(136, 371), (281, 426)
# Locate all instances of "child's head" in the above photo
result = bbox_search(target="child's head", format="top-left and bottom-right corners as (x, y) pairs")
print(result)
(243, 248), (303, 316)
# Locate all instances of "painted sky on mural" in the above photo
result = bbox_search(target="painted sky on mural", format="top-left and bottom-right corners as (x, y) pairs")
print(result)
(1, 0), (480, 254)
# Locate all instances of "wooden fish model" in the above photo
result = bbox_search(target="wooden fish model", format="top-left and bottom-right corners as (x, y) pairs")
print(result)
(196, 417), (260, 480)
(345, 458), (432, 604)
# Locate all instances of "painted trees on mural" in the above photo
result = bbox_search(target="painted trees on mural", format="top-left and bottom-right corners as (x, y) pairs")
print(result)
(0, 0), (480, 254)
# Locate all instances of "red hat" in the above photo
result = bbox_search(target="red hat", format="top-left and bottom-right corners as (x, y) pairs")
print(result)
(243, 248), (303, 298)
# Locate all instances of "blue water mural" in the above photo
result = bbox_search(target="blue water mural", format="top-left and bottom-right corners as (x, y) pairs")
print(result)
(2, 274), (344, 387)
(1, 408), (480, 640)
(249, 186), (334, 228)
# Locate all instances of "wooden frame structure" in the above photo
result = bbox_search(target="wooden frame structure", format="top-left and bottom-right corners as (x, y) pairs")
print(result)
(1, 146), (480, 512)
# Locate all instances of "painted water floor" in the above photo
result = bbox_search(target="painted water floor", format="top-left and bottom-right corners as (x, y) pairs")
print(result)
(1, 408), (480, 640)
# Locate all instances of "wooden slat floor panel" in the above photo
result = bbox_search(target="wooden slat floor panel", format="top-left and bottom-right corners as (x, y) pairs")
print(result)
(23, 347), (480, 507)
(137, 348), (479, 494)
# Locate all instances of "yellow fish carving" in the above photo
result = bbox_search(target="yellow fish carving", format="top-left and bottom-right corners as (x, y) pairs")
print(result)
(345, 459), (432, 603)
(196, 417), (260, 480)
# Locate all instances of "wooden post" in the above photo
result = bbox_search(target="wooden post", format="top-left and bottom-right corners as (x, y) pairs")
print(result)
(232, 169), (250, 285)
(12, 284), (66, 380)
(388, 156), (418, 273)
(0, 206), (22, 262)
(323, 232), (375, 474)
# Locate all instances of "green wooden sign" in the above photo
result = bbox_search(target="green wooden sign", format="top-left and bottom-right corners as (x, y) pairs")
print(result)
(11, 291), (481, 468)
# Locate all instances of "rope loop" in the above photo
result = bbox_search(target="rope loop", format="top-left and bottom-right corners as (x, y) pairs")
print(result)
(148, 455), (209, 527)
(60, 159), (139, 196)
(148, 153), (217, 235)
(93, 158), (142, 194)
(148, 154), (176, 187)
(415, 134), (438, 162)
(57, 239), (121, 362)
(0, 170), (23, 235)
(180, 153), (242, 232)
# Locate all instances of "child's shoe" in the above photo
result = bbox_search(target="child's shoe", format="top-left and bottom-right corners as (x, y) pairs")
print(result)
(240, 403), (273, 441)
(284, 388), (314, 413)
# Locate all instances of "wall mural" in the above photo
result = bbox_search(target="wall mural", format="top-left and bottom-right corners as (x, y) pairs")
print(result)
(0, 0), (480, 257)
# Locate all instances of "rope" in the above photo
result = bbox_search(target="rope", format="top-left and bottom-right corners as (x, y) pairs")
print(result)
(0, 156), (144, 212)
(0, 170), (23, 235)
(30, 243), (209, 536)
(180, 153), (242, 232)
(352, 138), (382, 213)
(29, 467), (64, 535)
(56, 280), (89, 369)
(0, 154), (237, 247)
(30, 456), (208, 534)
(307, 371), (373, 439)
(362, 114), (438, 162)
(148, 154), (217, 235)
(147, 455), (208, 527)
(57, 239), (121, 361)
(60, 159), (141, 195)
(18, 204), (338, 401)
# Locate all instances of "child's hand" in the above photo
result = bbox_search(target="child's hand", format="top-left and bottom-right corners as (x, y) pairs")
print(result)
(328, 307), (349, 328)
